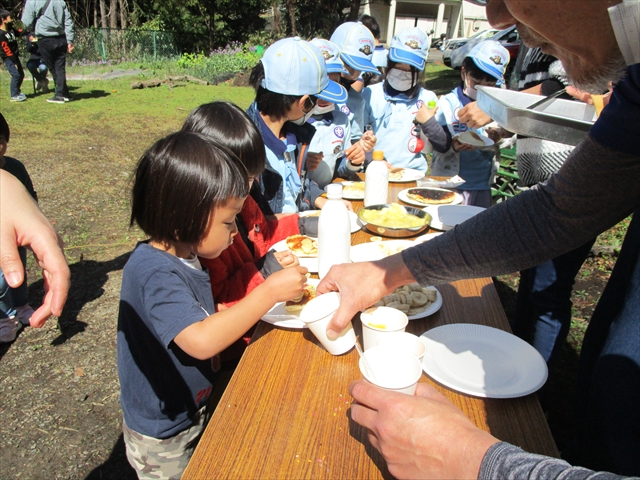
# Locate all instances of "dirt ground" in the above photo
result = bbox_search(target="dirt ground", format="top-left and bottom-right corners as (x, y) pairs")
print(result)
(0, 69), (626, 479)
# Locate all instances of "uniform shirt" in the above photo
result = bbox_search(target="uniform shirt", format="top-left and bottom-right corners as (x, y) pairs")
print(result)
(435, 86), (495, 190)
(362, 82), (439, 172)
(336, 85), (365, 144)
(117, 242), (216, 439)
(307, 110), (351, 188)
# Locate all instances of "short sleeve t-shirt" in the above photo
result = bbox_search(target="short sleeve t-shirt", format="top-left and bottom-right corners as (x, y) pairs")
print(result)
(117, 242), (217, 439)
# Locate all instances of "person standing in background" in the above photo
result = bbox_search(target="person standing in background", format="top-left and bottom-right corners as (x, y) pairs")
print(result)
(1, 9), (26, 102)
(21, 0), (74, 104)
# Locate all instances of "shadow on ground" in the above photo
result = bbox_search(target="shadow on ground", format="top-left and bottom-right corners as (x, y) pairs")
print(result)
(26, 252), (131, 345)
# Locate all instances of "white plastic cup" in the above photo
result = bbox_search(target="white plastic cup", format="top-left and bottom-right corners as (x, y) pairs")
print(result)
(376, 332), (427, 360)
(360, 306), (408, 351)
(358, 345), (423, 395)
(299, 292), (356, 355)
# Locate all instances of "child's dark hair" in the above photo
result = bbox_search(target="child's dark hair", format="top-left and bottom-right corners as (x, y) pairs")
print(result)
(182, 101), (266, 177)
(0, 113), (10, 142)
(359, 14), (381, 40)
(0, 9), (10, 21)
(249, 62), (310, 119)
(130, 131), (248, 245)
(462, 57), (500, 85)
(387, 60), (424, 98)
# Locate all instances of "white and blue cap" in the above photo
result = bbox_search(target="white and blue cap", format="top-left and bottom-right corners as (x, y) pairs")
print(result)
(466, 40), (510, 86)
(260, 37), (348, 103)
(329, 22), (380, 75)
(388, 27), (429, 71)
(310, 38), (349, 75)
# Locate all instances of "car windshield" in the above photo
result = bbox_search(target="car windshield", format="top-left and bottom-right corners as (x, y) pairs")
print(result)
(470, 29), (498, 40)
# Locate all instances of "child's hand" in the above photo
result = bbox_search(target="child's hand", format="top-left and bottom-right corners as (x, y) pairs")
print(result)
(458, 102), (492, 129)
(265, 266), (309, 303)
(306, 152), (324, 171)
(416, 102), (438, 124)
(314, 197), (353, 211)
(358, 130), (377, 152)
(274, 250), (299, 268)
(345, 143), (365, 165)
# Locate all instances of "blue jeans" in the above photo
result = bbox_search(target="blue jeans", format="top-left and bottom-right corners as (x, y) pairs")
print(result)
(513, 238), (596, 366)
(564, 211), (640, 475)
(26, 58), (48, 83)
(0, 247), (29, 322)
(3, 57), (24, 97)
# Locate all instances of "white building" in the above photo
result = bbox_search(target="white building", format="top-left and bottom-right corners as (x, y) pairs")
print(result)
(362, 0), (489, 43)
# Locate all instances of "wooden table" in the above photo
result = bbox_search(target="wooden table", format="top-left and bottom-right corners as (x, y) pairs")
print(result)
(183, 179), (558, 479)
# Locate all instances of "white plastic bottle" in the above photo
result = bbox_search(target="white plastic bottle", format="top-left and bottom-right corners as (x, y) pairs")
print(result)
(364, 150), (389, 207)
(318, 183), (351, 279)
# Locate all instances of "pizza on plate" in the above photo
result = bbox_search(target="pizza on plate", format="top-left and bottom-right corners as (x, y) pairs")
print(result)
(341, 182), (365, 198)
(286, 235), (318, 256)
(285, 284), (317, 312)
(406, 188), (457, 205)
(389, 168), (405, 181)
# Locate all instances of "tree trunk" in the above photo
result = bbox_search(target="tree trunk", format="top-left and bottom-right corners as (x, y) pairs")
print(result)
(286, 0), (296, 36)
(110, 0), (118, 28)
(93, 0), (98, 28)
(118, 0), (128, 29)
(272, 1), (281, 36)
(99, 0), (108, 28)
(348, 0), (361, 21)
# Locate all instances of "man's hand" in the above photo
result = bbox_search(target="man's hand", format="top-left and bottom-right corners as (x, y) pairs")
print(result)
(67, 43), (74, 53)
(314, 196), (353, 211)
(345, 143), (365, 166)
(306, 152), (323, 171)
(348, 380), (499, 479)
(316, 254), (415, 338)
(1, 171), (70, 327)
(458, 102), (492, 129)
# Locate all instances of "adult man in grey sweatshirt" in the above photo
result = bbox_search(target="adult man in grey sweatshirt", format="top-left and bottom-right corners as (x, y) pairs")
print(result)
(21, 0), (74, 104)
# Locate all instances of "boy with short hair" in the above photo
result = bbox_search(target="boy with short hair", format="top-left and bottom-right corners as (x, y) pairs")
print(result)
(0, 113), (37, 342)
(0, 9), (26, 102)
(431, 40), (510, 207)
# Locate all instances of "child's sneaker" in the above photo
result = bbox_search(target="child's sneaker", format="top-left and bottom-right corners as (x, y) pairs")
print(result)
(0, 316), (20, 343)
(13, 304), (34, 326)
(10, 93), (27, 102)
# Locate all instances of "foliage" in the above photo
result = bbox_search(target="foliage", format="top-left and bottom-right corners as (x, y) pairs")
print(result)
(173, 42), (262, 83)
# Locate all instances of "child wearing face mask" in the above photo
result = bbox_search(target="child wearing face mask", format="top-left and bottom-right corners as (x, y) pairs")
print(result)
(330, 22), (381, 150)
(246, 37), (349, 214)
(306, 38), (374, 187)
(431, 40), (510, 208)
(362, 27), (449, 172)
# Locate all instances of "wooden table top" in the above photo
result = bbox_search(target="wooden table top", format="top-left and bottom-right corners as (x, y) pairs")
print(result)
(183, 178), (558, 479)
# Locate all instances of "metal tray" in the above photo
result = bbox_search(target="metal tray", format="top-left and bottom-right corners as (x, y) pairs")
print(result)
(476, 86), (597, 146)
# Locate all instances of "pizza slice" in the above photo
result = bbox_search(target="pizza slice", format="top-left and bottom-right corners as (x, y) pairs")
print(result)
(284, 284), (317, 313)
(406, 188), (457, 205)
(286, 235), (319, 256)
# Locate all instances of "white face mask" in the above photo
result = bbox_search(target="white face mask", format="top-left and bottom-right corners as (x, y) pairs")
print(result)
(291, 108), (315, 125)
(386, 69), (415, 92)
(463, 76), (478, 100)
(312, 103), (335, 115)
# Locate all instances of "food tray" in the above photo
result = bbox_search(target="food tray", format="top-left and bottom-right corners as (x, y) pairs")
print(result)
(476, 86), (597, 146)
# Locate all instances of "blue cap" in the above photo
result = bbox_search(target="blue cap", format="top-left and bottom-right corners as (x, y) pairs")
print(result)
(467, 40), (510, 86)
(329, 22), (380, 75)
(310, 38), (350, 75)
(388, 27), (429, 71)
(260, 37), (348, 103)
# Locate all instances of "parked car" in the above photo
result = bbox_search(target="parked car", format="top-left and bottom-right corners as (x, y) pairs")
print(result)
(442, 28), (500, 66)
(443, 25), (520, 72)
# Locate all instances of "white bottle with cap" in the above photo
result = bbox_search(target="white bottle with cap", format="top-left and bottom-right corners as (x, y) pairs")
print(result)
(318, 183), (351, 279)
(364, 150), (389, 207)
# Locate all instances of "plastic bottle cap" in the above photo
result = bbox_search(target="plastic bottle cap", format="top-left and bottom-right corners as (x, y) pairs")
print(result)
(372, 150), (384, 161)
(428, 100), (437, 109)
(325, 183), (343, 199)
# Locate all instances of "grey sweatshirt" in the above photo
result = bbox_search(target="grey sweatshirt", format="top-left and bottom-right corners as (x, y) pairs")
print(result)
(21, 0), (74, 43)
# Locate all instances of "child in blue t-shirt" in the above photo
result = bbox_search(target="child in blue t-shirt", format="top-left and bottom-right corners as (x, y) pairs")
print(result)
(363, 28), (449, 172)
(118, 131), (307, 478)
(432, 40), (510, 207)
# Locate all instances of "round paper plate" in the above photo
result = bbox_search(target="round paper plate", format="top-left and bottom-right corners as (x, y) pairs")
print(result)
(421, 324), (548, 398)
(270, 239), (318, 273)
(398, 187), (463, 208)
(261, 279), (321, 329)
(422, 205), (485, 231)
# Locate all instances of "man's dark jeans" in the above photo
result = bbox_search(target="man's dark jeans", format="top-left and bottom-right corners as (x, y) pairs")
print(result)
(38, 35), (69, 98)
(3, 57), (24, 97)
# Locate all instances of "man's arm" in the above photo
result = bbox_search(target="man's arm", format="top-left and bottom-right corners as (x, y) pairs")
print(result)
(63, 1), (74, 44)
(20, 0), (37, 30)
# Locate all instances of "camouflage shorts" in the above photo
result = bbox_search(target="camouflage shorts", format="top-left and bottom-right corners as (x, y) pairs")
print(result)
(123, 405), (210, 479)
